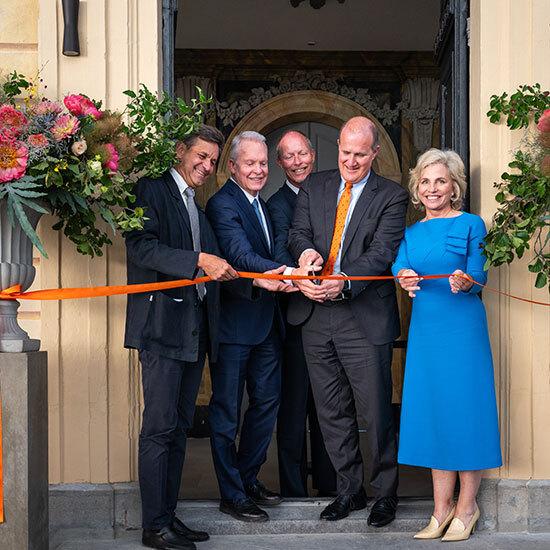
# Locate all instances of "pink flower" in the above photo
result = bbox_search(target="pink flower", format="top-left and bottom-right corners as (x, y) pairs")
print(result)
(0, 105), (28, 138)
(537, 109), (550, 133)
(51, 114), (80, 141)
(31, 99), (63, 116)
(0, 135), (28, 183)
(63, 94), (102, 120)
(102, 143), (119, 172)
(27, 133), (49, 148)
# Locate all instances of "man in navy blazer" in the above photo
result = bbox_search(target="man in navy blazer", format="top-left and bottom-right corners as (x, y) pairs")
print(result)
(266, 130), (336, 498)
(206, 131), (295, 522)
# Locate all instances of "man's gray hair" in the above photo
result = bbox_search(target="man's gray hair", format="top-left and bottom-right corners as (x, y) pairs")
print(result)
(229, 131), (267, 161)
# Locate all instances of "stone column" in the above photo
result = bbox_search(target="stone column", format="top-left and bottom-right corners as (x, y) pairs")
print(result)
(0, 352), (48, 550)
(401, 78), (439, 154)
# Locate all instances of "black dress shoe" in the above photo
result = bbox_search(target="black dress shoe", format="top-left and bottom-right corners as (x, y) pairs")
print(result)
(142, 525), (196, 549)
(219, 497), (269, 522)
(319, 488), (367, 521)
(171, 516), (209, 542)
(367, 496), (398, 527)
(245, 481), (283, 506)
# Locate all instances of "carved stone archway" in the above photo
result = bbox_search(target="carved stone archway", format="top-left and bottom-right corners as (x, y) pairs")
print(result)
(216, 90), (402, 185)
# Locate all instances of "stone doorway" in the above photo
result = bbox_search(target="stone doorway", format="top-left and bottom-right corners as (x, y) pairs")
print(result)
(165, 0), (442, 500)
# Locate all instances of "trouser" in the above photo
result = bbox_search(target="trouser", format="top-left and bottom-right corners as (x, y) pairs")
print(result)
(277, 322), (336, 497)
(209, 328), (281, 501)
(301, 301), (398, 498)
(138, 308), (207, 530)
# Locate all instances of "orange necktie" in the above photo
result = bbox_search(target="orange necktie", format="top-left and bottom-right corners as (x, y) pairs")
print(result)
(322, 181), (353, 275)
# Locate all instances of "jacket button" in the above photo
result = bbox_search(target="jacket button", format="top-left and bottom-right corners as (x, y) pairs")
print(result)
(192, 330), (198, 336)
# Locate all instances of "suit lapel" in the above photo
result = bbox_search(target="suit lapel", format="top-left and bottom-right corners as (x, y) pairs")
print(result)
(281, 184), (297, 212)
(324, 172), (341, 253)
(227, 180), (271, 256)
(165, 171), (191, 234)
(341, 172), (379, 259)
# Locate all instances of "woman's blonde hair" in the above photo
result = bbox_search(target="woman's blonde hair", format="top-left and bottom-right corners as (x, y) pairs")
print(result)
(408, 148), (467, 210)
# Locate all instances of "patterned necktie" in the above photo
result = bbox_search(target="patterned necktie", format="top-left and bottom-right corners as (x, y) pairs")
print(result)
(252, 198), (270, 249)
(322, 181), (354, 276)
(183, 187), (206, 301)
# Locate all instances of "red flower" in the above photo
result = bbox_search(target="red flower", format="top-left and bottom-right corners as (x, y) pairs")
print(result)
(0, 135), (28, 183)
(537, 109), (550, 133)
(0, 105), (28, 138)
(64, 94), (102, 120)
(102, 143), (119, 172)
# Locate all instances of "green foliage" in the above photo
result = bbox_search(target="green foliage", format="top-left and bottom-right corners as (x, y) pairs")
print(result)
(484, 85), (550, 289)
(123, 85), (210, 178)
(1, 76), (209, 258)
(487, 83), (550, 130)
(0, 71), (31, 101)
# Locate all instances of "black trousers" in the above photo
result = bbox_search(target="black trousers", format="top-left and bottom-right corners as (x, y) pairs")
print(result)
(138, 307), (207, 530)
(277, 322), (336, 497)
(301, 301), (398, 498)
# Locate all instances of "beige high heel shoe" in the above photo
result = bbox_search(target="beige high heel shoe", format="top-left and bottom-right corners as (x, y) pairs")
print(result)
(441, 505), (480, 542)
(413, 505), (456, 539)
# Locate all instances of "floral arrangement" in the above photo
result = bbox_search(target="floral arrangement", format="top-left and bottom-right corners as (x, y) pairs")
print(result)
(0, 72), (145, 256)
(484, 84), (550, 289)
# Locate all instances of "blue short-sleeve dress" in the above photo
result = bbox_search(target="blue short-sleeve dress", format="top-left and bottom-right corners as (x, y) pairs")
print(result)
(392, 213), (502, 471)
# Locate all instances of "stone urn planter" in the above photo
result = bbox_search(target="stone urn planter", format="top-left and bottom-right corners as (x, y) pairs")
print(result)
(0, 200), (41, 352)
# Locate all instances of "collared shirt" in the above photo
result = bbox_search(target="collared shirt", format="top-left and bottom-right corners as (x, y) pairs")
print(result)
(332, 171), (371, 274)
(170, 167), (191, 210)
(170, 168), (206, 296)
(285, 179), (300, 195)
(231, 178), (271, 249)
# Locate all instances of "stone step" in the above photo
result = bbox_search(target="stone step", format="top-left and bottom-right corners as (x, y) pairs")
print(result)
(171, 498), (434, 535)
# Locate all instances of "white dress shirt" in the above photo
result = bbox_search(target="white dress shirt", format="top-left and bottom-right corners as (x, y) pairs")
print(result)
(285, 180), (300, 195)
(231, 178), (271, 249)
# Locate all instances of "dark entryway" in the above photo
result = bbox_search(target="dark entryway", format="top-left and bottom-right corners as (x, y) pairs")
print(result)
(160, 0), (470, 500)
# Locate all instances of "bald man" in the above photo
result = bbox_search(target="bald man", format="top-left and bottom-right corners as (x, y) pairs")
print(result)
(267, 131), (336, 498)
(288, 117), (408, 525)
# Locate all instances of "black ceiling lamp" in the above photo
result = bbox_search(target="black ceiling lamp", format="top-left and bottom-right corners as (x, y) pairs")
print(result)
(62, 0), (80, 56)
(290, 0), (346, 8)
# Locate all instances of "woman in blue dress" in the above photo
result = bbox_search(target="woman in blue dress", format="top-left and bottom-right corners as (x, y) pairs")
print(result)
(392, 149), (501, 542)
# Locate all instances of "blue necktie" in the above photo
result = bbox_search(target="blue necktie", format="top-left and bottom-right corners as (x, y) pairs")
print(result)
(252, 198), (270, 248)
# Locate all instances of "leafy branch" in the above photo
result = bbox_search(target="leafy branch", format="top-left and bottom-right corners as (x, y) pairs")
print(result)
(487, 83), (549, 129)
(484, 84), (550, 288)
(123, 85), (210, 179)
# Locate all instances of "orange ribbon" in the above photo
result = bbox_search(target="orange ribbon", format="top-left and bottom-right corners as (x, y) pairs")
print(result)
(0, 272), (547, 306)
(0, 271), (546, 522)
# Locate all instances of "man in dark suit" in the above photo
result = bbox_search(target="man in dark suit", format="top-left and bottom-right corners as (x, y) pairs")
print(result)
(266, 130), (336, 498)
(206, 131), (295, 522)
(288, 117), (408, 525)
(125, 125), (261, 550)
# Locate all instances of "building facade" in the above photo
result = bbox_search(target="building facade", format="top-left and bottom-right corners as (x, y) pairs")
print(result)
(0, 0), (548, 535)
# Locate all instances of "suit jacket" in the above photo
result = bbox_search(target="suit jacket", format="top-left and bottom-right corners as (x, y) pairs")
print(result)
(206, 179), (284, 345)
(287, 169), (408, 345)
(125, 171), (231, 362)
(266, 183), (298, 268)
